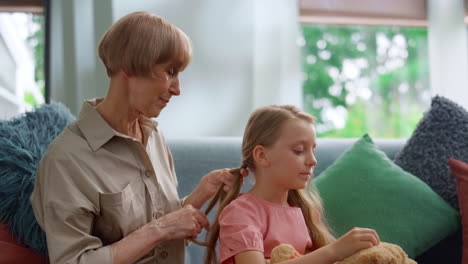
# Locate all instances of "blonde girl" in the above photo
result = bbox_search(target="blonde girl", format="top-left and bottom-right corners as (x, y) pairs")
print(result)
(196, 105), (380, 264)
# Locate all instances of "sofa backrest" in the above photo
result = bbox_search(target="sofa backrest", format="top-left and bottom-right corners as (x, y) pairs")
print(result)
(167, 136), (406, 264)
(167, 137), (407, 200)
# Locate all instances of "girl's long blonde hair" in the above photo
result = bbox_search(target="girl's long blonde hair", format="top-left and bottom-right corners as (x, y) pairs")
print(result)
(193, 105), (335, 264)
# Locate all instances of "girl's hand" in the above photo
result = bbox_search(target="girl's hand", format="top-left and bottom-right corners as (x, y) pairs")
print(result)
(329, 227), (380, 261)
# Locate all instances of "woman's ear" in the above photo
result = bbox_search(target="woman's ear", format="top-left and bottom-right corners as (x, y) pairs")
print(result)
(253, 145), (270, 168)
(122, 69), (131, 79)
(113, 69), (131, 80)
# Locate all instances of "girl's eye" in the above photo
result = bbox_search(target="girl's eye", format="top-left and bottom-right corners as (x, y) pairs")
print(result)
(293, 150), (304, 155)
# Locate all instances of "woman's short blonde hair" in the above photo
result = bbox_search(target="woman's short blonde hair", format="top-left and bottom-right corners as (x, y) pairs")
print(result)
(98, 11), (192, 77)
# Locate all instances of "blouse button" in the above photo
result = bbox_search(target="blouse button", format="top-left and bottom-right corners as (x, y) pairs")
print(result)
(145, 170), (153, 177)
(153, 212), (163, 219)
(160, 250), (169, 259)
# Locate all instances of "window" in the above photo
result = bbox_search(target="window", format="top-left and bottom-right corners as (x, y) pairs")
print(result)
(301, 25), (430, 138)
(0, 0), (46, 119)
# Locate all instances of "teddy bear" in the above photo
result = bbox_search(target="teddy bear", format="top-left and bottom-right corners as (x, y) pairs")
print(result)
(268, 242), (417, 264)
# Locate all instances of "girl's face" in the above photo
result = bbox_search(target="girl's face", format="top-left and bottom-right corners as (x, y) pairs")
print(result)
(127, 63), (181, 118)
(264, 118), (317, 190)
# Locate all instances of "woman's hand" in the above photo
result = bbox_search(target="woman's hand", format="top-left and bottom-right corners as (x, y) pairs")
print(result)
(112, 205), (208, 264)
(200, 168), (243, 195)
(329, 227), (380, 261)
(153, 205), (209, 241)
(184, 168), (248, 209)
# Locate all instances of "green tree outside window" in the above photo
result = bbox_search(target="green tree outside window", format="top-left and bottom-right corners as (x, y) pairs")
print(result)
(24, 14), (44, 106)
(301, 25), (430, 138)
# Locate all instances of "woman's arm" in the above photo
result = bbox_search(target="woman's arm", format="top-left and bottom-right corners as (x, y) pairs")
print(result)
(111, 221), (165, 264)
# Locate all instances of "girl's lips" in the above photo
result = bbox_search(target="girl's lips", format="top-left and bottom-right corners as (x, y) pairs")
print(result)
(299, 173), (311, 180)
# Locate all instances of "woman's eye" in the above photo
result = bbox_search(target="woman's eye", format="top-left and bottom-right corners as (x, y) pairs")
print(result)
(293, 150), (304, 154)
(168, 68), (177, 76)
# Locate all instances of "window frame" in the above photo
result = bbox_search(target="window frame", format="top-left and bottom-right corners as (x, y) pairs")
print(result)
(299, 0), (426, 27)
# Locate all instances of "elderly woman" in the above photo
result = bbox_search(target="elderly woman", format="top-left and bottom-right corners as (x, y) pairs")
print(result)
(31, 12), (242, 264)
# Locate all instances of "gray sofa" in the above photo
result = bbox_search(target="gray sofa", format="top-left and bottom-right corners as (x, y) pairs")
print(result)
(167, 137), (418, 264)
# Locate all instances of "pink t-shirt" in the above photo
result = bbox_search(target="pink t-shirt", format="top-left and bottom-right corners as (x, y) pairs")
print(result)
(218, 192), (313, 264)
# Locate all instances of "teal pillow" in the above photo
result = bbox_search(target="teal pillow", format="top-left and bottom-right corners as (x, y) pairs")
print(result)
(0, 103), (75, 255)
(313, 134), (460, 258)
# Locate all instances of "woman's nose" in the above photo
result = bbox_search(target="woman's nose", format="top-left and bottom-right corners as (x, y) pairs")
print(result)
(169, 78), (180, 96)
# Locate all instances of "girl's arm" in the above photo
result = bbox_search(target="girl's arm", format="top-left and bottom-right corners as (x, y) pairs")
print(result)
(235, 251), (268, 264)
(277, 245), (337, 264)
(234, 247), (336, 264)
(234, 228), (380, 264)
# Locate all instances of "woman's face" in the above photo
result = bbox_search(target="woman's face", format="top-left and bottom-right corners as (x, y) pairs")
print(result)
(127, 63), (181, 118)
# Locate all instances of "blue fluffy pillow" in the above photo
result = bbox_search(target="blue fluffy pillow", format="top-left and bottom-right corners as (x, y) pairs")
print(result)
(394, 96), (468, 210)
(0, 103), (75, 255)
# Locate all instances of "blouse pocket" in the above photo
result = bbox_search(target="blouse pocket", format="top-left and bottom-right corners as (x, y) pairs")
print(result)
(99, 181), (135, 205)
(95, 178), (147, 245)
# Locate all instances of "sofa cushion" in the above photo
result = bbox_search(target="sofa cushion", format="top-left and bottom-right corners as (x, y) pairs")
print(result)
(0, 103), (75, 255)
(313, 134), (460, 258)
(0, 223), (48, 264)
(450, 159), (468, 264)
(394, 96), (468, 210)
(413, 229), (462, 264)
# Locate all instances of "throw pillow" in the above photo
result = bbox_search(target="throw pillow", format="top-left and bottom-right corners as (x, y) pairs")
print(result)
(0, 103), (75, 255)
(313, 134), (460, 258)
(449, 158), (468, 264)
(394, 96), (468, 210)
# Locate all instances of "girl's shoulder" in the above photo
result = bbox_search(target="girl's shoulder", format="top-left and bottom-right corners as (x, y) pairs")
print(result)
(219, 193), (266, 221)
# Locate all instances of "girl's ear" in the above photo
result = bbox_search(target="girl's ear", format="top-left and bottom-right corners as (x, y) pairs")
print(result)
(253, 145), (270, 168)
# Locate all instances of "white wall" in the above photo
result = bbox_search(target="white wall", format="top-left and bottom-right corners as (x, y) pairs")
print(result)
(253, 0), (303, 110)
(50, 0), (303, 136)
(0, 89), (21, 120)
(428, 0), (468, 110)
(49, 0), (112, 115)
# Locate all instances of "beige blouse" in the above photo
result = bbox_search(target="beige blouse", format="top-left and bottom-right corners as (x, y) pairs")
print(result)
(31, 98), (185, 264)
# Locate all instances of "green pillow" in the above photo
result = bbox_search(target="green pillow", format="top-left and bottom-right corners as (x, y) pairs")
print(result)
(313, 134), (460, 258)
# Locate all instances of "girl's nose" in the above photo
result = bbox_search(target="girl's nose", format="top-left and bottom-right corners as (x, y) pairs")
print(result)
(307, 153), (317, 167)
